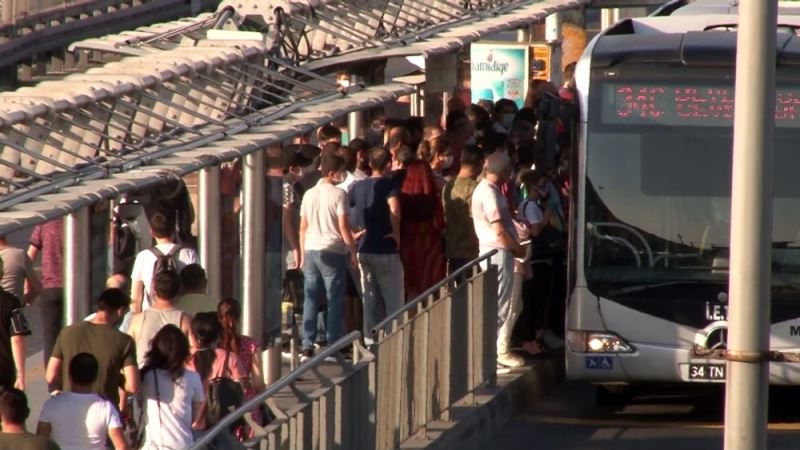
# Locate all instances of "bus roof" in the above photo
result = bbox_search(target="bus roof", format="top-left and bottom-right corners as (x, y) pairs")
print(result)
(620, 15), (800, 35)
(667, 0), (800, 17)
(592, 14), (800, 68)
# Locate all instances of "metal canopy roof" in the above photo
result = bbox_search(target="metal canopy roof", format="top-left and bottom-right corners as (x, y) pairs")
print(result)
(71, 0), (592, 65)
(0, 82), (414, 235)
(0, 0), (602, 235)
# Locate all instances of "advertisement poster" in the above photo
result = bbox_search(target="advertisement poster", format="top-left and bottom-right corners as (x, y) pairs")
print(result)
(470, 42), (530, 109)
(530, 44), (551, 81)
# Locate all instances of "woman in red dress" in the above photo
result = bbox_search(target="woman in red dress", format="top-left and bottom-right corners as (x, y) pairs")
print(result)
(399, 160), (447, 301)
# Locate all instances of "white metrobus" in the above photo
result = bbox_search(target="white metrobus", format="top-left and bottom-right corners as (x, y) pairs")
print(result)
(565, 0), (800, 398)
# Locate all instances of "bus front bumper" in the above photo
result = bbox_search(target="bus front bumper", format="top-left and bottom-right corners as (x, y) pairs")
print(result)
(566, 343), (800, 385)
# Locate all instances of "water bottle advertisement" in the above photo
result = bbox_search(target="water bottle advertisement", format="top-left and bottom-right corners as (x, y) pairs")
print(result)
(470, 42), (530, 109)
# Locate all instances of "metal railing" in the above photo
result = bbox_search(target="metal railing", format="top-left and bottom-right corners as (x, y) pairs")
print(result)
(370, 250), (498, 448)
(191, 250), (499, 449)
(188, 331), (376, 450)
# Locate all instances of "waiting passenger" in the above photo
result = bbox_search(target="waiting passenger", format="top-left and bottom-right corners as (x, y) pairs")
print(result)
(127, 270), (192, 368)
(138, 325), (203, 450)
(0, 388), (59, 450)
(349, 147), (405, 345)
(46, 288), (137, 413)
(38, 353), (128, 450)
(130, 208), (199, 313)
(176, 264), (216, 316)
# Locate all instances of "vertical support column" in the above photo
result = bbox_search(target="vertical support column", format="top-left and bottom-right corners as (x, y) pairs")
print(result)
(1, 2), (11, 26)
(64, 207), (90, 325)
(410, 85), (421, 117)
(241, 150), (265, 349)
(419, 87), (425, 121)
(199, 165), (222, 301)
(600, 8), (619, 30)
(545, 12), (563, 87)
(723, 1), (777, 450)
(426, 52), (457, 127)
(348, 74), (366, 141)
(516, 27), (530, 43)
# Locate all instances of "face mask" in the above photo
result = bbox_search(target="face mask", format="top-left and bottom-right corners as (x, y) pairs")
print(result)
(440, 155), (454, 169)
(465, 136), (477, 146)
(501, 113), (515, 130)
(301, 164), (316, 176)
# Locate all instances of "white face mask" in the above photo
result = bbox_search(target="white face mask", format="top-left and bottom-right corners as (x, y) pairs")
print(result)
(300, 164), (317, 176)
(440, 155), (454, 169)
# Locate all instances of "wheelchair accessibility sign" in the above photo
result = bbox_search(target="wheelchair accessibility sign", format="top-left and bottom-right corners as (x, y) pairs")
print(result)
(585, 356), (613, 370)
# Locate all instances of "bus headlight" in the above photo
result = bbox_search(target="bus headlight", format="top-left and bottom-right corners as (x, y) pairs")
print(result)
(568, 330), (634, 353)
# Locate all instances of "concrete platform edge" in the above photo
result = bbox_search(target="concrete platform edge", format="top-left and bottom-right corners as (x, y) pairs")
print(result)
(402, 354), (565, 450)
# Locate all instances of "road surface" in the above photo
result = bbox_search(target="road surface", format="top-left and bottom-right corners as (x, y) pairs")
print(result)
(491, 382), (800, 450)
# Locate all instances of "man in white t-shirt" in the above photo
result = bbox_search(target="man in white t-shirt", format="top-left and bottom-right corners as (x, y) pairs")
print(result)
(131, 208), (198, 313)
(472, 152), (526, 369)
(37, 352), (127, 450)
(299, 153), (358, 359)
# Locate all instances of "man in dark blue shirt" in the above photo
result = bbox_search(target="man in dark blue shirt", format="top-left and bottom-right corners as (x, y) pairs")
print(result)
(348, 148), (404, 345)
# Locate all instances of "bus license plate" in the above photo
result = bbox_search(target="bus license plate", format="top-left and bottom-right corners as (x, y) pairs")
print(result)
(689, 364), (726, 381)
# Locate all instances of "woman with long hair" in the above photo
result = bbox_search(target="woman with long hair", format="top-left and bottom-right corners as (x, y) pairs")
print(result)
(399, 160), (447, 300)
(186, 312), (247, 433)
(417, 132), (453, 185)
(217, 298), (267, 440)
(139, 324), (203, 450)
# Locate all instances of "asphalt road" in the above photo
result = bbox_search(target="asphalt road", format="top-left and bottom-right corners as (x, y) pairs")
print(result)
(491, 382), (800, 450)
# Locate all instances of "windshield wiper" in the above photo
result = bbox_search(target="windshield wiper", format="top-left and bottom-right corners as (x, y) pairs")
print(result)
(607, 280), (703, 296)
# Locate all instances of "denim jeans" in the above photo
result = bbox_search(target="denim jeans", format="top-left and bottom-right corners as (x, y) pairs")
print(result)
(302, 250), (347, 350)
(480, 248), (515, 353)
(357, 253), (405, 343)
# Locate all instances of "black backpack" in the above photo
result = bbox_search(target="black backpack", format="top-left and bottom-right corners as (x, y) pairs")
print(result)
(205, 352), (245, 429)
(148, 245), (181, 304)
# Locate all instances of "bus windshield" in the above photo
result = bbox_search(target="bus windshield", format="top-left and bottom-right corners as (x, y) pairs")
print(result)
(584, 70), (800, 293)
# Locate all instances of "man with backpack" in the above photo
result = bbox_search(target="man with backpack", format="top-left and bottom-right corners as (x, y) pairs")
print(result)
(130, 208), (199, 314)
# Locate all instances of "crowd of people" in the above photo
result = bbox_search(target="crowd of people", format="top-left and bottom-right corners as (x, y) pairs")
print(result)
(0, 69), (577, 449)
(290, 73), (576, 367)
(0, 212), (264, 449)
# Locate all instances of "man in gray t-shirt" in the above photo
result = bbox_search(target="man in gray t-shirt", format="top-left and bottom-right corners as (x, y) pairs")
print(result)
(0, 237), (40, 304)
(299, 153), (358, 358)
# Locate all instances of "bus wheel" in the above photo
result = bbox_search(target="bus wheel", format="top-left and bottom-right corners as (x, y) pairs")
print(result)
(595, 385), (631, 406)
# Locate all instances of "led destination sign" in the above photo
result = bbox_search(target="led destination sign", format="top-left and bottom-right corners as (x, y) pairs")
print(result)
(602, 83), (800, 127)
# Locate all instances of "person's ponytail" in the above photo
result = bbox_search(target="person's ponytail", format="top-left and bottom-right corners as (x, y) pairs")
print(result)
(217, 297), (242, 354)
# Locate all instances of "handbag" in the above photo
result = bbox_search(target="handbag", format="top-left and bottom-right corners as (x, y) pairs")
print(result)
(206, 351), (245, 430)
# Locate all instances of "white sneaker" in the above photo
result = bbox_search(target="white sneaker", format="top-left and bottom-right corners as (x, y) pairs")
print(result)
(497, 352), (525, 368)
